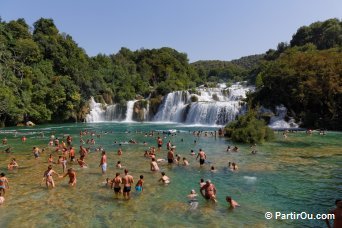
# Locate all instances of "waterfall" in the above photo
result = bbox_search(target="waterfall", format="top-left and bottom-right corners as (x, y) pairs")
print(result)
(153, 82), (253, 125)
(153, 91), (190, 122)
(268, 105), (299, 129)
(86, 82), (254, 125)
(85, 97), (105, 122)
(123, 100), (136, 122)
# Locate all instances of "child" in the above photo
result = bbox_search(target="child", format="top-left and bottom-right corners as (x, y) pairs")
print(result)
(135, 175), (144, 192)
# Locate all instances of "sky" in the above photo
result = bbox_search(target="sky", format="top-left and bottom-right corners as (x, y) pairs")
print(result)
(1, 0), (341, 62)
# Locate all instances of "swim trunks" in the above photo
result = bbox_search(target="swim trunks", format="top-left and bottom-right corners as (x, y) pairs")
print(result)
(168, 159), (173, 164)
(123, 186), (131, 193)
(114, 187), (121, 193)
(101, 163), (107, 172)
(200, 159), (205, 165)
(135, 186), (142, 192)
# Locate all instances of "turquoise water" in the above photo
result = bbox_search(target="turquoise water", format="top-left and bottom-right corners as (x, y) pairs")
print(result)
(0, 122), (341, 227)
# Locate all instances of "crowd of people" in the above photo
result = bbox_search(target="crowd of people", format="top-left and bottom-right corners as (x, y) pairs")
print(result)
(1, 128), (340, 227)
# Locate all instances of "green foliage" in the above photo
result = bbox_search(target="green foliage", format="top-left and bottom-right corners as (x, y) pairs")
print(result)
(253, 48), (342, 130)
(224, 110), (274, 144)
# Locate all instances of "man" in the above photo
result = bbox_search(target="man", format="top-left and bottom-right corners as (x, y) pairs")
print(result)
(200, 179), (217, 203)
(157, 137), (163, 151)
(158, 172), (170, 184)
(167, 148), (175, 164)
(150, 158), (160, 171)
(326, 199), (342, 228)
(122, 169), (134, 200)
(196, 149), (207, 166)
(111, 173), (122, 198)
(0, 173), (10, 196)
(43, 165), (60, 189)
(99, 151), (107, 174)
(61, 168), (77, 186)
(79, 145), (87, 157)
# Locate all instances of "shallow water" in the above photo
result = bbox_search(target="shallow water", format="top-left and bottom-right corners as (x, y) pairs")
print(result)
(0, 123), (341, 227)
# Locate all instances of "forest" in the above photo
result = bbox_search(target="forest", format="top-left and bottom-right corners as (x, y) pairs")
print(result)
(0, 17), (341, 129)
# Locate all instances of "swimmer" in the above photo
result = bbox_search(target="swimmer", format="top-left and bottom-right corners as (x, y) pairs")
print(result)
(21, 136), (27, 143)
(0, 173), (10, 196)
(135, 175), (144, 192)
(200, 179), (217, 203)
(231, 163), (238, 171)
(187, 189), (199, 210)
(43, 165), (59, 189)
(122, 169), (134, 200)
(150, 158), (160, 171)
(77, 156), (88, 168)
(210, 166), (217, 172)
(33, 147), (40, 159)
(157, 136), (163, 151)
(116, 161), (122, 169)
(183, 157), (189, 166)
(190, 150), (195, 156)
(2, 137), (7, 145)
(61, 156), (67, 173)
(199, 178), (205, 188)
(61, 168), (77, 187)
(196, 149), (207, 166)
(117, 148), (123, 156)
(48, 154), (53, 163)
(226, 196), (240, 209)
(4, 147), (12, 153)
(159, 172), (170, 184)
(99, 151), (107, 174)
(69, 146), (75, 162)
(7, 158), (19, 170)
(167, 148), (175, 164)
(111, 173), (122, 198)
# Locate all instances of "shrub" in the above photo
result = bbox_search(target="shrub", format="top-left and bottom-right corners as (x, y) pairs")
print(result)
(224, 109), (274, 144)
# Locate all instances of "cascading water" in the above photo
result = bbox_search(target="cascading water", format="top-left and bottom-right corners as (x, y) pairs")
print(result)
(153, 91), (190, 122)
(268, 105), (299, 129)
(85, 97), (105, 122)
(86, 82), (254, 125)
(123, 100), (136, 122)
(153, 82), (253, 125)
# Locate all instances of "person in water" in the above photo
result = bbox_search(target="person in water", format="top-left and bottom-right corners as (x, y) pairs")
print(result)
(325, 199), (342, 228)
(43, 165), (60, 189)
(77, 155), (87, 168)
(159, 172), (170, 184)
(135, 175), (144, 192)
(226, 196), (240, 209)
(122, 169), (134, 200)
(0, 173), (10, 196)
(111, 173), (122, 198)
(196, 149), (207, 166)
(61, 168), (77, 187)
(187, 189), (199, 210)
(7, 158), (19, 170)
(200, 179), (217, 203)
(150, 158), (160, 171)
(99, 151), (107, 174)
